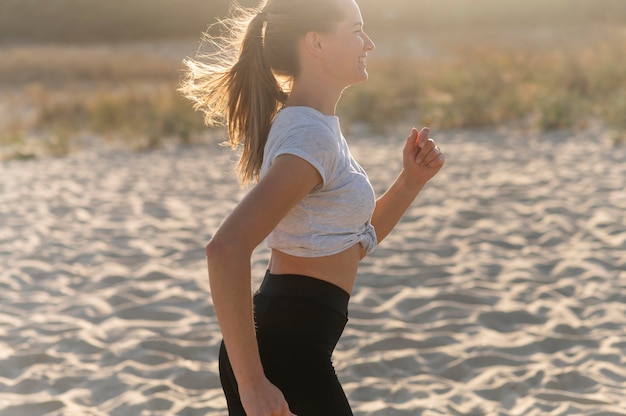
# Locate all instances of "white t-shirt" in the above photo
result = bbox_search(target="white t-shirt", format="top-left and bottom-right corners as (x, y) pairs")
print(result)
(260, 106), (377, 257)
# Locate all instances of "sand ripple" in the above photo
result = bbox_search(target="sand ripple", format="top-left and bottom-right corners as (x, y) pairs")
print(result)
(1, 130), (625, 415)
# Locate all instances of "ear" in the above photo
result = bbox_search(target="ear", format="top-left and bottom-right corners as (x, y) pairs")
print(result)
(303, 31), (324, 57)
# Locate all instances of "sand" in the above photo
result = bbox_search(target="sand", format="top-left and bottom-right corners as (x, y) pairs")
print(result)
(1, 128), (625, 415)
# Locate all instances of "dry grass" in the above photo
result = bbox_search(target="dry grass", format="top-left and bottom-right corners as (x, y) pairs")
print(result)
(1, 24), (625, 160)
(0, 43), (182, 86)
(0, 41), (212, 160)
(0, 83), (211, 160)
(339, 28), (626, 134)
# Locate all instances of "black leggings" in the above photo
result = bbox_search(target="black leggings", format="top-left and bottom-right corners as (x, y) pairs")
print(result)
(219, 272), (353, 415)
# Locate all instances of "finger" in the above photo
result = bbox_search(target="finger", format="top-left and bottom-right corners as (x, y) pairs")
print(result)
(419, 142), (444, 166)
(415, 138), (436, 164)
(416, 127), (430, 149)
(425, 146), (445, 166)
(429, 153), (445, 168)
(404, 128), (419, 153)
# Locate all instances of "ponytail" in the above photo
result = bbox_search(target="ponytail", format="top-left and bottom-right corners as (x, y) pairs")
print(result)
(180, 0), (343, 185)
(227, 12), (287, 184)
(180, 4), (285, 185)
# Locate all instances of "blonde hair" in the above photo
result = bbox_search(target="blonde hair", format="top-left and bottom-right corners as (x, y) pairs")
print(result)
(179, 0), (345, 185)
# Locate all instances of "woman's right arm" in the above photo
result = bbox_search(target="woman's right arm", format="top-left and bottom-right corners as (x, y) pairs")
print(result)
(206, 154), (322, 416)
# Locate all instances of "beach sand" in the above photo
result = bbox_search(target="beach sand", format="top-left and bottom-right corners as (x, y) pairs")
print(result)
(1, 128), (625, 415)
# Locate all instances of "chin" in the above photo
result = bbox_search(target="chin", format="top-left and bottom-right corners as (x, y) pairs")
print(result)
(341, 71), (369, 89)
(353, 68), (369, 81)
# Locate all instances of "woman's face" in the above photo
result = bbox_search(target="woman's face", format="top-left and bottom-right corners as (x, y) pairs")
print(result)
(318, 0), (375, 88)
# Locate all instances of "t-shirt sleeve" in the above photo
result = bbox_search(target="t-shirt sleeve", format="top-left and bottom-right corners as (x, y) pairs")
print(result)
(267, 126), (338, 188)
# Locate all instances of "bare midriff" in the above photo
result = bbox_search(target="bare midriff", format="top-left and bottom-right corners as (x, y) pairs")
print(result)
(267, 243), (363, 294)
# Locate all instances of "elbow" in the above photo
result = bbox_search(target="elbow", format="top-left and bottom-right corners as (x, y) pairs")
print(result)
(205, 237), (230, 263)
(205, 235), (253, 287)
(205, 238), (219, 260)
(204, 238), (231, 284)
(205, 233), (251, 264)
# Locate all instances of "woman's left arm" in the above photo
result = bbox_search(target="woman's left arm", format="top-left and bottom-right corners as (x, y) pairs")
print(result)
(368, 127), (445, 249)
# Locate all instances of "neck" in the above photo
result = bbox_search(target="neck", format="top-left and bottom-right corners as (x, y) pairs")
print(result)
(284, 77), (344, 116)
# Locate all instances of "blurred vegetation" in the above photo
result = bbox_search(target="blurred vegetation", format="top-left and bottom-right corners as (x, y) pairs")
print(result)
(359, 0), (626, 30)
(339, 37), (626, 135)
(0, 0), (227, 43)
(1, 0), (625, 160)
(1, 0), (624, 43)
(0, 83), (210, 160)
(0, 42), (213, 160)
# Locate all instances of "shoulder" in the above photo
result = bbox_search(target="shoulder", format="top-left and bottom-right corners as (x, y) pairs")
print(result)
(263, 107), (341, 186)
(270, 107), (339, 147)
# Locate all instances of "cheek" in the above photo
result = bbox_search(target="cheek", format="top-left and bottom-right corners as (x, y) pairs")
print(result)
(324, 37), (361, 74)
(329, 47), (352, 68)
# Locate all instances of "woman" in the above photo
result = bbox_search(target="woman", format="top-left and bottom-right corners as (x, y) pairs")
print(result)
(180, 0), (444, 414)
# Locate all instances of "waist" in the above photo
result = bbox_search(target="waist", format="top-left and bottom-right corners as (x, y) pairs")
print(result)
(257, 271), (350, 315)
(268, 246), (360, 293)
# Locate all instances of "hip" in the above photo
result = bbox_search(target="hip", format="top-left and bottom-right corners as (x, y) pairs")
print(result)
(254, 271), (350, 354)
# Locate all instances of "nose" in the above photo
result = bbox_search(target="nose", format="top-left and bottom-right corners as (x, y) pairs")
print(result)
(363, 31), (375, 52)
